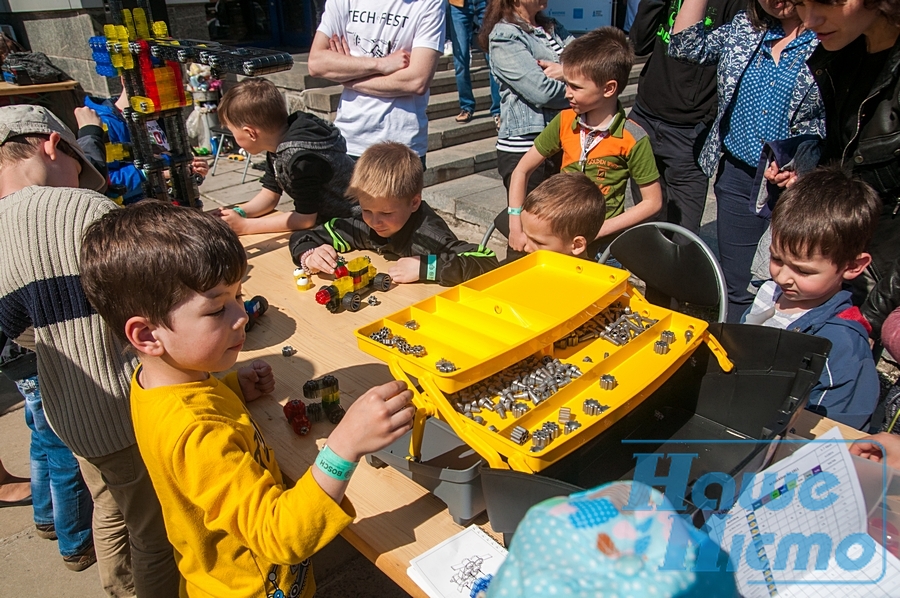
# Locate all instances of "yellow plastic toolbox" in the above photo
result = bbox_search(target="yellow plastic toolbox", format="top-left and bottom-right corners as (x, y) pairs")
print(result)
(356, 251), (733, 473)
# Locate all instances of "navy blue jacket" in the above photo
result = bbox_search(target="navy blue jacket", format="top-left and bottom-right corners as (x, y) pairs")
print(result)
(743, 287), (879, 429)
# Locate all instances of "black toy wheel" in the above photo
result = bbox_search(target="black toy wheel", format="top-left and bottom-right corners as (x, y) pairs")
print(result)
(373, 273), (392, 291)
(342, 293), (362, 312)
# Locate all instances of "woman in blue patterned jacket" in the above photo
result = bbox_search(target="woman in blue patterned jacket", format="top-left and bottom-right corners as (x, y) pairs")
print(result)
(669, 0), (825, 321)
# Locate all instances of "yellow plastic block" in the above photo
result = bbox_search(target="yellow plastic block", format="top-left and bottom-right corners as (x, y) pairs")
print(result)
(130, 96), (156, 114)
(356, 250), (733, 473)
(133, 8), (151, 40)
(122, 9), (137, 41)
(105, 143), (130, 163)
(152, 21), (168, 38)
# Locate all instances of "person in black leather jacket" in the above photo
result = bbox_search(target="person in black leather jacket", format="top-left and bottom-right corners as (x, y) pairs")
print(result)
(772, 0), (900, 294)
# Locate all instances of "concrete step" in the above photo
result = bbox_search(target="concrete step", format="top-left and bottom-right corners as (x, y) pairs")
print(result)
(423, 136), (497, 187)
(263, 53), (486, 91)
(286, 66), (491, 116)
(427, 112), (497, 152)
(427, 87), (495, 120)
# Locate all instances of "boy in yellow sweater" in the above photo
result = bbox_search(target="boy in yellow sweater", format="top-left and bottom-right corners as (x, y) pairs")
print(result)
(79, 201), (415, 598)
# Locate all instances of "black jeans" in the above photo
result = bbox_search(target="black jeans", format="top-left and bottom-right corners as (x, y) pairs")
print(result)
(494, 149), (561, 260)
(629, 102), (710, 235)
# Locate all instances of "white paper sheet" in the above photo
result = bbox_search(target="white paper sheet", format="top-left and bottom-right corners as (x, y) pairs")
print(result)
(407, 525), (507, 598)
(708, 427), (900, 597)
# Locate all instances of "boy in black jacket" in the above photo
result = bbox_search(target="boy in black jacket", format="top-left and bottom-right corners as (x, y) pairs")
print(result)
(214, 78), (355, 235)
(291, 142), (498, 286)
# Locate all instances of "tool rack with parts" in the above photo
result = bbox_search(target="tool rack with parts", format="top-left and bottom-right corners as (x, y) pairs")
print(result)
(356, 251), (734, 474)
(89, 0), (293, 207)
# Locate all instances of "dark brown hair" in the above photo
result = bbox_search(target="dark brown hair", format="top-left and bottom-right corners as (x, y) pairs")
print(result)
(746, 0), (781, 31)
(80, 201), (248, 342)
(771, 166), (881, 268)
(560, 26), (633, 92)
(478, 0), (555, 54)
(347, 142), (423, 202)
(786, 0), (900, 27)
(523, 172), (606, 242)
(218, 77), (288, 132)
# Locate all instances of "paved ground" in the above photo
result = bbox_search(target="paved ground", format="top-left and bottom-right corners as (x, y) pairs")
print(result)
(0, 157), (720, 598)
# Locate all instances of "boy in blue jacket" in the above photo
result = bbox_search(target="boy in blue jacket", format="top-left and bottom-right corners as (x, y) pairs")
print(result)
(85, 85), (208, 203)
(742, 167), (881, 429)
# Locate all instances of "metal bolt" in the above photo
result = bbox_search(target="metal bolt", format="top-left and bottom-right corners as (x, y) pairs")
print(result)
(600, 374), (617, 391)
(564, 420), (582, 434)
(510, 426), (529, 445)
(685, 330), (694, 342)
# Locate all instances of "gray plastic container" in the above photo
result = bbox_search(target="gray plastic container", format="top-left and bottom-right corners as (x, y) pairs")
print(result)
(367, 418), (485, 525)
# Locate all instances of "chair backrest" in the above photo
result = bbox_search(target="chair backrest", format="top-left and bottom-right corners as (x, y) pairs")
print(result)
(599, 222), (728, 322)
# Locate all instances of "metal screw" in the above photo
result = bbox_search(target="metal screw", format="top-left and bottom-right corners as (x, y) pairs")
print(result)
(599, 374), (617, 391)
(510, 426), (529, 445)
(685, 330), (694, 342)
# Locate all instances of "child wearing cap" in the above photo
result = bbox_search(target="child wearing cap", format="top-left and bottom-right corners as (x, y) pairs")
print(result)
(0, 105), (179, 597)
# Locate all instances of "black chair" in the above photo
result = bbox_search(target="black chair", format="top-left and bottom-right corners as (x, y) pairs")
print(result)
(209, 125), (251, 183)
(598, 222), (728, 323)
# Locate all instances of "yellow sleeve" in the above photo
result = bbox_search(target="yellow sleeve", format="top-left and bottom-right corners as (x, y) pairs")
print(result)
(221, 371), (243, 400)
(173, 419), (355, 565)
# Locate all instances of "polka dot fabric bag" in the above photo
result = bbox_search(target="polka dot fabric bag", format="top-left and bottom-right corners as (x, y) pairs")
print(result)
(481, 481), (738, 598)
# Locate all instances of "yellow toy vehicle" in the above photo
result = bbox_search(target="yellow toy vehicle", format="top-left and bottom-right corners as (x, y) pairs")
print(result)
(315, 255), (392, 313)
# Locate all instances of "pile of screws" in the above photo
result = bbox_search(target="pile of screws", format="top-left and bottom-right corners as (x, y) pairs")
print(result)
(583, 398), (609, 416)
(436, 358), (458, 373)
(448, 356), (583, 421)
(555, 305), (659, 349)
(369, 326), (427, 357)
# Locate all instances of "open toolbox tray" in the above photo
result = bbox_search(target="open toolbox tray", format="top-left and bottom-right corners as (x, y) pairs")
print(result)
(481, 324), (831, 542)
(356, 251), (733, 473)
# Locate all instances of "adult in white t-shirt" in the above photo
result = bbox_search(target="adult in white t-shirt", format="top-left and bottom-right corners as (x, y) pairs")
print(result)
(308, 0), (445, 159)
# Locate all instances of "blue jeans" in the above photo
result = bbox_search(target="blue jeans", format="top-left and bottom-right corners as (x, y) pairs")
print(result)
(19, 376), (93, 558)
(714, 153), (770, 323)
(448, 0), (500, 116)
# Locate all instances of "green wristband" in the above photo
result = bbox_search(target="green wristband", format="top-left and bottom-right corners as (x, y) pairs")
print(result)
(507, 207), (523, 216)
(315, 445), (358, 481)
(232, 206), (247, 218)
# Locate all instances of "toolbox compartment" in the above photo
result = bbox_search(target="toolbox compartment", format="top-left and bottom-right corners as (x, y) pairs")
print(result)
(481, 324), (831, 541)
(367, 418), (485, 526)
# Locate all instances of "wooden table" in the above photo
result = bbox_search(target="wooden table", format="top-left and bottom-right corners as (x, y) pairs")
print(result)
(0, 80), (78, 96)
(0, 80), (81, 133)
(238, 233), (477, 596)
(236, 232), (872, 596)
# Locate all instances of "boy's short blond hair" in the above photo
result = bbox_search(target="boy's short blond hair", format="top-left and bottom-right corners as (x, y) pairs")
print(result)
(523, 173), (606, 242)
(347, 142), (423, 202)
(218, 78), (288, 132)
(0, 134), (44, 166)
(561, 26), (633, 92)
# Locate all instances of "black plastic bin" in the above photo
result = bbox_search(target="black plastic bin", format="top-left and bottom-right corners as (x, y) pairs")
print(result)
(481, 324), (831, 542)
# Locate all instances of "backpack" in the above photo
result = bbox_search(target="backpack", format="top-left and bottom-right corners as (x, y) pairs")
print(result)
(2, 52), (68, 85)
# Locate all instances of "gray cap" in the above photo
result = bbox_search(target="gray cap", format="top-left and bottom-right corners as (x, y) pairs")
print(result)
(0, 104), (106, 192)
